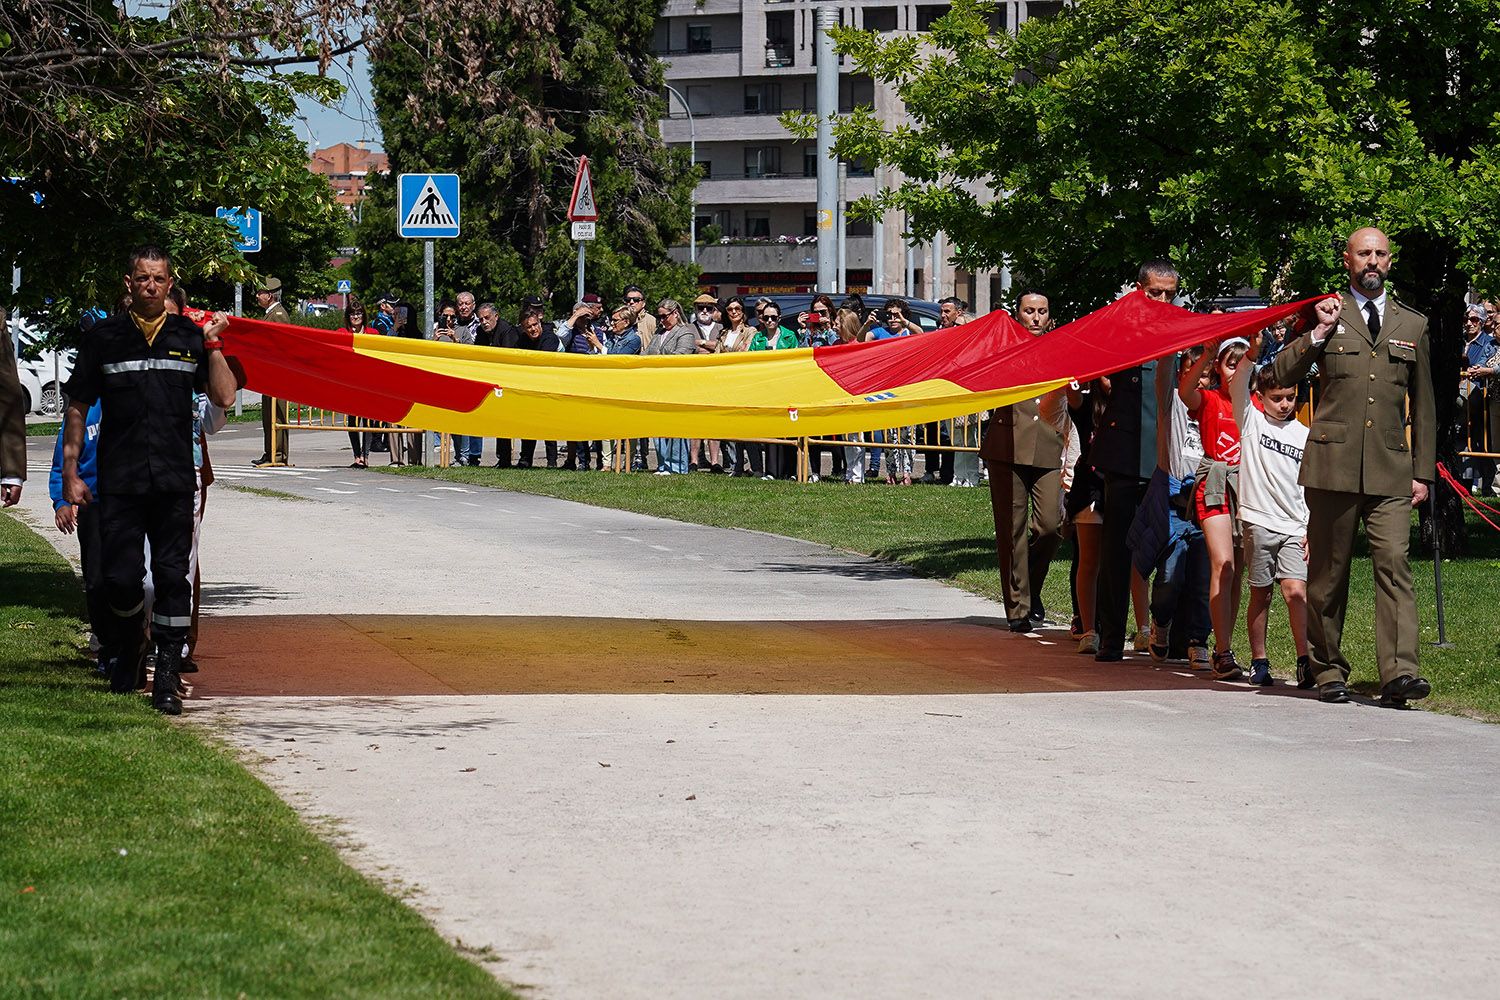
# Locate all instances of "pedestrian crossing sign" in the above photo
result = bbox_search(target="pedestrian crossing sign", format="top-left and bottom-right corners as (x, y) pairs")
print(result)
(397, 173), (461, 238)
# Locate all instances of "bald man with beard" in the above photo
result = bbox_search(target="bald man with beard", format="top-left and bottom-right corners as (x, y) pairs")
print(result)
(1272, 227), (1436, 707)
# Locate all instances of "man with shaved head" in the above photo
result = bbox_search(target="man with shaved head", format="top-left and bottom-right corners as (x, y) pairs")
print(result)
(1273, 227), (1436, 707)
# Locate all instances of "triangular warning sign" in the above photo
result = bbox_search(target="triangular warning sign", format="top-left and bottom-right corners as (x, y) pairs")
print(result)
(404, 176), (456, 229)
(568, 157), (598, 221)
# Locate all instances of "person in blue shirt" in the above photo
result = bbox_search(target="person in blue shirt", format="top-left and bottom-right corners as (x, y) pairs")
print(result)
(50, 400), (107, 666)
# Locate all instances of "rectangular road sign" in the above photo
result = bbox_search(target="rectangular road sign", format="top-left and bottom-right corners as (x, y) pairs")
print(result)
(216, 206), (262, 253)
(398, 173), (461, 238)
(571, 221), (596, 241)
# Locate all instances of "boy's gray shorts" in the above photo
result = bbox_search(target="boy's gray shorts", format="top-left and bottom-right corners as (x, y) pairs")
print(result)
(1245, 524), (1307, 587)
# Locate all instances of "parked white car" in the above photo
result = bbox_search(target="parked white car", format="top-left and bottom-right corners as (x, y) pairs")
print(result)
(8, 317), (74, 416)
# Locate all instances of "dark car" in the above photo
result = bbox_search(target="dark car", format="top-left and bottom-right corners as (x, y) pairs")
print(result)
(754, 293), (945, 332)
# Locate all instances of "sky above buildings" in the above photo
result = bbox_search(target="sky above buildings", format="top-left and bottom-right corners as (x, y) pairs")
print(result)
(293, 48), (381, 151)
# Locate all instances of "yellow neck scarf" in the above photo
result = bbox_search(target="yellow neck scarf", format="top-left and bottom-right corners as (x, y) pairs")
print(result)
(131, 309), (168, 346)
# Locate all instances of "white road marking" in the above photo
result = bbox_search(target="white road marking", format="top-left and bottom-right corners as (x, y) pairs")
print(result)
(377, 487), (402, 493)
(561, 521), (581, 527)
(594, 530), (613, 535)
(1119, 699), (1186, 715)
(1231, 728), (1298, 746)
(430, 486), (472, 493)
(1039, 676), (1086, 689)
(313, 487), (359, 495)
(418, 494), (442, 500)
(460, 501), (481, 508)
(335, 481), (361, 487)
(650, 544), (672, 552)
(620, 536), (643, 543)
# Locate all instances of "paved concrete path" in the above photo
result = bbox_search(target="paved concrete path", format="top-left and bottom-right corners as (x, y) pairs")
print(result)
(14, 426), (1500, 999)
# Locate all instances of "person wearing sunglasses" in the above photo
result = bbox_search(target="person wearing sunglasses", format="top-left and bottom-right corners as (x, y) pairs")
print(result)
(337, 299), (379, 468)
(622, 284), (656, 352)
(749, 307), (797, 351)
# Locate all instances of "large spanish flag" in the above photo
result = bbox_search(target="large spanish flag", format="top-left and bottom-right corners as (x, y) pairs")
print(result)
(221, 292), (1321, 439)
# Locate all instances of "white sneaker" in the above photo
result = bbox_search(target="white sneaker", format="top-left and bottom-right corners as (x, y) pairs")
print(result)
(808, 474), (820, 483)
(761, 474), (775, 481)
(1188, 645), (1211, 671)
(654, 469), (672, 476)
(1077, 631), (1098, 655)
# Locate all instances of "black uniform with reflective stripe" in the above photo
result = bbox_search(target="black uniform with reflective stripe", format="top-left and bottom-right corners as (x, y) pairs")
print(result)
(64, 313), (207, 495)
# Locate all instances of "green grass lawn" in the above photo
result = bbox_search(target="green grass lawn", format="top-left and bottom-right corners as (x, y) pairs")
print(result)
(0, 512), (517, 999)
(384, 463), (1500, 720)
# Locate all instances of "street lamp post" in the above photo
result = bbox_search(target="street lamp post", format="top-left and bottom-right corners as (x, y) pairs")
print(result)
(663, 84), (697, 265)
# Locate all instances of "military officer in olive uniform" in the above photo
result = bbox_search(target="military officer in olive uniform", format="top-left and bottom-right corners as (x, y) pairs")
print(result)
(981, 291), (1073, 631)
(253, 276), (292, 466)
(1272, 227), (1435, 707)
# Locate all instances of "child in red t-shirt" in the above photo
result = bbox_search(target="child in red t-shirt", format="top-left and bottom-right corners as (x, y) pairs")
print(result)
(1178, 337), (1251, 680)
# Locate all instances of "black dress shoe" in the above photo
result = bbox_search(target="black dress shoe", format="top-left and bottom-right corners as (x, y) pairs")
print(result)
(1029, 605), (1046, 625)
(1380, 674), (1431, 708)
(1318, 680), (1351, 703)
(1007, 618), (1032, 633)
(179, 656), (199, 674)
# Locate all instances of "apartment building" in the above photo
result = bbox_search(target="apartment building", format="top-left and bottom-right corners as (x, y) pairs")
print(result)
(656, 1), (1061, 309)
(309, 141), (390, 214)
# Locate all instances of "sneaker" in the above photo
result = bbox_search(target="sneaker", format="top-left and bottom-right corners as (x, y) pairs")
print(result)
(653, 469), (672, 476)
(1211, 650), (1245, 681)
(1069, 615), (1084, 639)
(1248, 658), (1274, 687)
(1132, 628), (1151, 653)
(1188, 645), (1211, 671)
(1294, 655), (1315, 690)
(1076, 631), (1098, 655)
(1148, 621), (1170, 662)
(761, 474), (775, 481)
(808, 474), (820, 483)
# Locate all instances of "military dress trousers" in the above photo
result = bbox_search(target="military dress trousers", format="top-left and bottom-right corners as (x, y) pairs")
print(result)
(981, 392), (1066, 621)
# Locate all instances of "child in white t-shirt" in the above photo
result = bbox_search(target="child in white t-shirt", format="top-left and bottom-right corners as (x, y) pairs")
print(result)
(1232, 339), (1311, 688)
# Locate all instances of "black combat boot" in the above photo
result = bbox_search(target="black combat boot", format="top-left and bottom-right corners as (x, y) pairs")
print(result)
(152, 643), (183, 716)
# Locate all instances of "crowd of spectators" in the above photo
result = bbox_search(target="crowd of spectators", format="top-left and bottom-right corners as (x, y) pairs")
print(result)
(1460, 300), (1500, 495)
(337, 287), (982, 481)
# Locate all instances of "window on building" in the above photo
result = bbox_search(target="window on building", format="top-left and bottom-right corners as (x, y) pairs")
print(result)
(1024, 2), (1065, 21)
(744, 82), (782, 115)
(803, 148), (818, 178)
(687, 24), (712, 53)
(765, 12), (794, 67)
(848, 219), (873, 237)
(863, 6), (898, 31)
(915, 5), (951, 30)
(746, 212), (771, 239)
(745, 146), (782, 179)
(695, 213), (714, 234)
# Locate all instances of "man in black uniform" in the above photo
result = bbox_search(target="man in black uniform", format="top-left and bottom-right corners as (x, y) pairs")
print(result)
(62, 246), (237, 714)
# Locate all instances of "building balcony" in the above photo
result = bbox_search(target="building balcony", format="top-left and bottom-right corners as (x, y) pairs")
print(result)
(659, 47), (744, 81)
(693, 174), (877, 204)
(660, 0), (740, 15)
(670, 236), (875, 274)
(661, 111), (795, 143)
